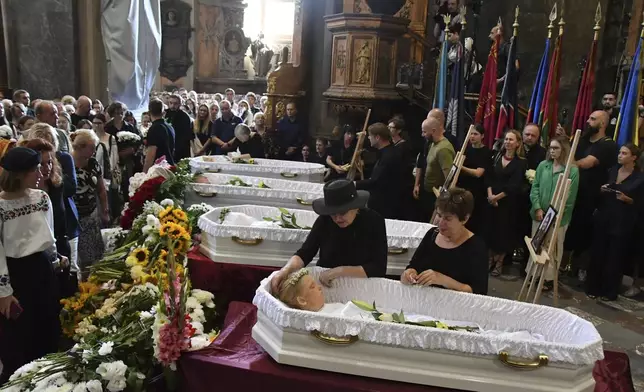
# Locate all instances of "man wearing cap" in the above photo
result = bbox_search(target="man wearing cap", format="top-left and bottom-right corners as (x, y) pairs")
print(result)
(270, 179), (388, 292)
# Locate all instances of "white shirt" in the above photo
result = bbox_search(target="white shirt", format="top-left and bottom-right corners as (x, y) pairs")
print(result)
(0, 189), (56, 297)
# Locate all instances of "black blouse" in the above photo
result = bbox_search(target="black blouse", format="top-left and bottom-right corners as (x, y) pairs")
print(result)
(596, 166), (644, 236)
(295, 208), (387, 277)
(406, 228), (488, 295)
(458, 145), (492, 196)
(485, 154), (526, 196)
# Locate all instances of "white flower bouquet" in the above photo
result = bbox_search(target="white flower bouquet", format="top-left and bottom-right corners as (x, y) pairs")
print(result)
(525, 169), (536, 184)
(116, 131), (141, 144)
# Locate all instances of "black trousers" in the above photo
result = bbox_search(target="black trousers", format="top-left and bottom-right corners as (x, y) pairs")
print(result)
(586, 232), (628, 300)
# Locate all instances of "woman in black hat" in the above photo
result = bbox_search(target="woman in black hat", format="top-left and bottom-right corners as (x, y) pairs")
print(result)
(0, 147), (63, 382)
(271, 179), (388, 292)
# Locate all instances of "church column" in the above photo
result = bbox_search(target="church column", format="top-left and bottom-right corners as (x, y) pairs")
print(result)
(77, 0), (108, 103)
(1, 0), (79, 98)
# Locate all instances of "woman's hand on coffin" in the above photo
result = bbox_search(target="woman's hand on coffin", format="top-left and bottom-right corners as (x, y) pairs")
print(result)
(416, 269), (449, 287)
(401, 268), (418, 285)
(0, 295), (19, 319)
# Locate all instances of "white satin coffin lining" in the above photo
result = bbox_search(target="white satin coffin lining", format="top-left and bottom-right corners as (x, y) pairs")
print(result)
(190, 156), (326, 175)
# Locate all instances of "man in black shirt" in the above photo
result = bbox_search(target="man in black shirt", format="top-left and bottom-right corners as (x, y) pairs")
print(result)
(601, 92), (619, 139)
(564, 110), (617, 279)
(164, 94), (192, 161)
(355, 122), (405, 219)
(71, 96), (92, 127)
(210, 100), (243, 155)
(144, 98), (175, 171)
(270, 179), (387, 292)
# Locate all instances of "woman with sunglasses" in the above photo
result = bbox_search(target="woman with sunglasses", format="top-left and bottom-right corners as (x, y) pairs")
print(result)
(401, 187), (488, 295)
(526, 136), (579, 291)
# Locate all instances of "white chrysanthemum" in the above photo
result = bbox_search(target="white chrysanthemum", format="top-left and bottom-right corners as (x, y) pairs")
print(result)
(190, 289), (214, 304)
(96, 361), (127, 383)
(85, 380), (103, 392)
(160, 199), (174, 207)
(190, 321), (204, 335)
(189, 335), (211, 351)
(185, 296), (201, 311)
(189, 308), (205, 323)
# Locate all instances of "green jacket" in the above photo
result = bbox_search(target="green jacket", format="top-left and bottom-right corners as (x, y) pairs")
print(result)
(529, 160), (579, 227)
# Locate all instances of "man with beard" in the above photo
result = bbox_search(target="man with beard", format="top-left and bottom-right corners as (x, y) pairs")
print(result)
(564, 111), (617, 282)
(601, 92), (619, 139)
(164, 94), (193, 161)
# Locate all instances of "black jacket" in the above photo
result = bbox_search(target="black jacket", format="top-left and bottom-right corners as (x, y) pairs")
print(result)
(355, 144), (404, 219)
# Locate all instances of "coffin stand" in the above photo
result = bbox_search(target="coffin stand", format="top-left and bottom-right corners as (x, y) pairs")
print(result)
(252, 268), (603, 392)
(198, 205), (433, 276)
(186, 173), (324, 211)
(189, 156), (326, 183)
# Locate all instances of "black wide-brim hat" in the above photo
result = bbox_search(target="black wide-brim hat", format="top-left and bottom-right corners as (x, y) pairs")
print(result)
(312, 179), (369, 216)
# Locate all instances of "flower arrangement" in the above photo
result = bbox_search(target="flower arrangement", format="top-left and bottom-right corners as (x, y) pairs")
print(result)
(116, 131), (142, 144)
(225, 177), (270, 188)
(122, 159), (195, 229)
(2, 203), (217, 392)
(229, 149), (256, 164)
(525, 169), (536, 184)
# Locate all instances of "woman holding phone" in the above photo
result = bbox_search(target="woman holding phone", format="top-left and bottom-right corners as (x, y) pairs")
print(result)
(586, 143), (644, 301)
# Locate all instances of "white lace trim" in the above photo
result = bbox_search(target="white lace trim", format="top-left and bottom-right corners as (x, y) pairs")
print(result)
(191, 173), (323, 203)
(198, 205), (434, 249)
(253, 267), (604, 366)
(190, 156), (326, 176)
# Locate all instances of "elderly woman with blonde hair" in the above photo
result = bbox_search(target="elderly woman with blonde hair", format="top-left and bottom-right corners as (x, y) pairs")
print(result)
(71, 129), (108, 279)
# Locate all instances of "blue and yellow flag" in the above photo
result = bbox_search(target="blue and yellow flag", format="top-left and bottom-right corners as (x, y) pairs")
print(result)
(527, 38), (550, 124)
(433, 37), (449, 110)
(615, 33), (643, 146)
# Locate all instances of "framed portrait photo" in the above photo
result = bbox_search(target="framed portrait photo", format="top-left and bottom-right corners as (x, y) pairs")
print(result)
(531, 205), (558, 254)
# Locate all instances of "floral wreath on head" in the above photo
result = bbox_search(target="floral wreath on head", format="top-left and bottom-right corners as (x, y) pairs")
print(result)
(283, 269), (309, 289)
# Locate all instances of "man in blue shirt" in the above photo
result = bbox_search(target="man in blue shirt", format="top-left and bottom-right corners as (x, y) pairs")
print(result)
(210, 100), (242, 155)
(276, 102), (306, 160)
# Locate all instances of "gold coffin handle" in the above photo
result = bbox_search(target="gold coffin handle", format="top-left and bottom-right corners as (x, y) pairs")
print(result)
(231, 236), (263, 246)
(311, 330), (358, 346)
(498, 352), (548, 370)
(281, 172), (298, 178)
(296, 197), (313, 206)
(388, 247), (408, 255)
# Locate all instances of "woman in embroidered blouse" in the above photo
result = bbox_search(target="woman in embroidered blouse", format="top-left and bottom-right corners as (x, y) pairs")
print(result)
(71, 130), (108, 279)
(0, 147), (63, 382)
(93, 113), (120, 222)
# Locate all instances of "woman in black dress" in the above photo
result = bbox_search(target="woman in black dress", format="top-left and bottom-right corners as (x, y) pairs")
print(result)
(270, 180), (387, 292)
(457, 124), (492, 234)
(326, 126), (356, 181)
(401, 188), (488, 295)
(485, 129), (527, 277)
(586, 143), (644, 301)
(193, 104), (212, 156)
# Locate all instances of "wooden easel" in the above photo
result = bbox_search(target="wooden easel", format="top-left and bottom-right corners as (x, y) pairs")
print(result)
(518, 129), (581, 306)
(346, 109), (371, 181)
(430, 125), (475, 224)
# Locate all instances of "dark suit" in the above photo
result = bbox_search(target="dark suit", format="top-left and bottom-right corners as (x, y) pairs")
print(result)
(355, 144), (404, 219)
(164, 109), (193, 161)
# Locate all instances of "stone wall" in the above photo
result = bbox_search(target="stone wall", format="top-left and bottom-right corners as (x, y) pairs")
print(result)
(4, 0), (78, 98)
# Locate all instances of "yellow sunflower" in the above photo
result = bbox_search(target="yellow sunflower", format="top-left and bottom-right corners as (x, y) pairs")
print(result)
(172, 208), (188, 223)
(160, 222), (190, 241)
(130, 247), (150, 265)
(158, 206), (173, 220)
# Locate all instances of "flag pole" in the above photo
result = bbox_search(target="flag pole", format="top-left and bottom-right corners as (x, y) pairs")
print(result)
(593, 3), (602, 41)
(547, 4), (557, 39)
(513, 6), (520, 37)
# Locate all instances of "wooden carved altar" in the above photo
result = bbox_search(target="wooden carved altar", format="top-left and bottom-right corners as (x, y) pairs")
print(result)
(263, 47), (305, 130)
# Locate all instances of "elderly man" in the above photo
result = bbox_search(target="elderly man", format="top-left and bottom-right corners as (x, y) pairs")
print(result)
(564, 110), (618, 281)
(34, 101), (72, 153)
(71, 95), (92, 127)
(210, 100), (242, 155)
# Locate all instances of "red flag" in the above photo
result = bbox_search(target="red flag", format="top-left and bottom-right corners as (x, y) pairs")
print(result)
(539, 31), (563, 145)
(475, 35), (500, 148)
(572, 39), (598, 133)
(496, 34), (519, 140)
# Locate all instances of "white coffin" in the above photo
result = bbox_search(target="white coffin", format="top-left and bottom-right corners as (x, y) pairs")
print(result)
(252, 267), (603, 392)
(189, 156), (326, 183)
(198, 205), (433, 276)
(185, 173), (324, 211)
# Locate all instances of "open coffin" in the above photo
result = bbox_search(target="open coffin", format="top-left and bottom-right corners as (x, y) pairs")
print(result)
(252, 267), (603, 392)
(198, 205), (433, 276)
(185, 173), (324, 211)
(189, 156), (326, 183)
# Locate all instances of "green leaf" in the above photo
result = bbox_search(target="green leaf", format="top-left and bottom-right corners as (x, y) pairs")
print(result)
(392, 312), (400, 323)
(351, 300), (375, 312)
(278, 208), (290, 215)
(399, 309), (405, 323)
(414, 320), (438, 327)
